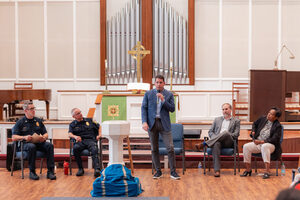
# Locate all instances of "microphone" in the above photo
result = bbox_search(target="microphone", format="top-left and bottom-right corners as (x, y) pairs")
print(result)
(274, 44), (295, 70)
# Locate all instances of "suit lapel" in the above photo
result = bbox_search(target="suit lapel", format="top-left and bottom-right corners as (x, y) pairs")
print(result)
(228, 118), (234, 131)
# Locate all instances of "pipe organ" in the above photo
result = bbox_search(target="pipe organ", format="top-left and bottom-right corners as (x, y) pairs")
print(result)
(106, 0), (188, 85)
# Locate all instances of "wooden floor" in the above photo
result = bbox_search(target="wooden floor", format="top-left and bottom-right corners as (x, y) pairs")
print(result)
(0, 168), (294, 200)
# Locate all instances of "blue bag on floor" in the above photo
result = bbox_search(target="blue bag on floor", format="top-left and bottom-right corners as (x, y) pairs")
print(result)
(90, 164), (143, 197)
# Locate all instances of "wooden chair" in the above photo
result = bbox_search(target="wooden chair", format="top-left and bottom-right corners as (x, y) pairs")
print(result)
(232, 82), (249, 120)
(123, 136), (134, 175)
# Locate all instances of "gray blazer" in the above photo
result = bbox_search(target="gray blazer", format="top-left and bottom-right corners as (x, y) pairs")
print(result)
(208, 116), (240, 140)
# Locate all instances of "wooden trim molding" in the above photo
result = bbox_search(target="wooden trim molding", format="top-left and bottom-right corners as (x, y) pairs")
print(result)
(100, 0), (106, 85)
(188, 0), (195, 85)
(141, 0), (153, 85)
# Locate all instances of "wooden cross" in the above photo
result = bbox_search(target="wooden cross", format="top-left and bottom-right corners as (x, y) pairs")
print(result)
(128, 41), (150, 83)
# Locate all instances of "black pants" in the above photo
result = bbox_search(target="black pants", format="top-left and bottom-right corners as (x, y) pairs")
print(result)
(23, 142), (54, 172)
(73, 139), (100, 170)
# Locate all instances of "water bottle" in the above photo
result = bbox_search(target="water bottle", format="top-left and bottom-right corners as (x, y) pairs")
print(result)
(198, 161), (203, 174)
(281, 162), (286, 176)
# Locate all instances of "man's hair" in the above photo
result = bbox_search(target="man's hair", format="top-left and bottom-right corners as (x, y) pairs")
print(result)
(222, 103), (232, 110)
(155, 74), (165, 82)
(276, 188), (300, 200)
(23, 101), (33, 110)
(271, 107), (282, 118)
(71, 108), (79, 117)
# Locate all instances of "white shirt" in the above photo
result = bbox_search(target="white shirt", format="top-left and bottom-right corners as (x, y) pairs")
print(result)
(220, 118), (231, 133)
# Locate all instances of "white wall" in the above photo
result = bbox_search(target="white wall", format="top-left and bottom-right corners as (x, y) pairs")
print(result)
(1, 0), (300, 120)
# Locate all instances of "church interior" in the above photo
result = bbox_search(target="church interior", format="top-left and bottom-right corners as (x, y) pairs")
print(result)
(0, 0), (300, 199)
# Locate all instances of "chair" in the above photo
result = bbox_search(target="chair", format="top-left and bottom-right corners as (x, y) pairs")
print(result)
(252, 127), (284, 176)
(10, 139), (52, 179)
(123, 136), (134, 175)
(152, 123), (186, 175)
(203, 137), (240, 175)
(69, 138), (103, 175)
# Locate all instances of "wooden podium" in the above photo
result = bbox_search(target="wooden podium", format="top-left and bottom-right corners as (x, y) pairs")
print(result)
(250, 70), (300, 122)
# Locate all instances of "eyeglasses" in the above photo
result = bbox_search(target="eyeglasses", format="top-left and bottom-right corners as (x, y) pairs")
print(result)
(27, 107), (36, 111)
(74, 111), (82, 115)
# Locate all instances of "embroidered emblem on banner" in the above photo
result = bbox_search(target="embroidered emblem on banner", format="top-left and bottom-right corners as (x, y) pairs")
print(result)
(108, 105), (119, 118)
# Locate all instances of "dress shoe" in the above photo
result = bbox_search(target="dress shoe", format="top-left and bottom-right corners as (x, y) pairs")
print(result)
(262, 173), (270, 179)
(47, 171), (56, 180)
(214, 171), (220, 177)
(76, 168), (84, 176)
(240, 170), (252, 177)
(29, 171), (39, 180)
(94, 169), (101, 178)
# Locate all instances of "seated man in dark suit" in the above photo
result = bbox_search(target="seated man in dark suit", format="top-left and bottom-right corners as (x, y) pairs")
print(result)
(12, 102), (56, 180)
(196, 103), (240, 177)
(68, 108), (101, 177)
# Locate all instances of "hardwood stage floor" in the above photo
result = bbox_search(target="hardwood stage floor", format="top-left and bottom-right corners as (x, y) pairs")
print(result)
(0, 168), (294, 200)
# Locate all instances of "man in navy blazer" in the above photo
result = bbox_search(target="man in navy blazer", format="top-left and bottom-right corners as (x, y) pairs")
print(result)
(141, 75), (180, 180)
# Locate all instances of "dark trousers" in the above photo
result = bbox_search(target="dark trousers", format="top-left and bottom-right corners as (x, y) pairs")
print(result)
(23, 142), (54, 172)
(73, 139), (100, 170)
(148, 119), (176, 173)
(207, 132), (234, 171)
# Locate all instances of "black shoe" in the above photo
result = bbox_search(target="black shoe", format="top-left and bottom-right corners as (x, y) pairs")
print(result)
(29, 171), (39, 180)
(262, 173), (270, 179)
(170, 171), (181, 180)
(214, 171), (220, 177)
(94, 169), (101, 178)
(47, 171), (56, 180)
(240, 170), (252, 177)
(153, 170), (162, 179)
(76, 168), (84, 176)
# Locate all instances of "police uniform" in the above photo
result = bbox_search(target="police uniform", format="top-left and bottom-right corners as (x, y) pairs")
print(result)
(69, 118), (100, 170)
(12, 116), (55, 173)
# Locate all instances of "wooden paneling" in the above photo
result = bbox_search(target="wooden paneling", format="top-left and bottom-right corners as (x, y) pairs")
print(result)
(188, 0), (195, 85)
(141, 0), (153, 84)
(250, 70), (286, 121)
(100, 0), (106, 85)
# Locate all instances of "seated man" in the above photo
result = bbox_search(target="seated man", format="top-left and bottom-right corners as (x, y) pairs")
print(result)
(196, 103), (240, 177)
(241, 107), (282, 179)
(12, 102), (56, 180)
(68, 108), (101, 177)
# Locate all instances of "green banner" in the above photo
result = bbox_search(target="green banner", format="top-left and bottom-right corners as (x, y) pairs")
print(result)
(102, 96), (127, 122)
(170, 96), (177, 123)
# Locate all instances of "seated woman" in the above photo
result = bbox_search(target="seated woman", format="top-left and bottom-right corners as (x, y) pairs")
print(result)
(241, 107), (282, 179)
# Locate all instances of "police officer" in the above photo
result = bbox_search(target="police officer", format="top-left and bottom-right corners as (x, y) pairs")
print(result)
(68, 108), (101, 177)
(12, 102), (56, 180)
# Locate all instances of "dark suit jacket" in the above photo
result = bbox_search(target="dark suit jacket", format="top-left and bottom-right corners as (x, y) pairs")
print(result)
(252, 116), (282, 160)
(141, 89), (175, 132)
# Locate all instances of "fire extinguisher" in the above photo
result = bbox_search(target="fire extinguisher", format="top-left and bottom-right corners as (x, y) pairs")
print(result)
(63, 161), (69, 175)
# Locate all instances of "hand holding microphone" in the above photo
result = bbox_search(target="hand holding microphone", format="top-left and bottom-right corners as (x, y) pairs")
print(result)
(156, 90), (164, 102)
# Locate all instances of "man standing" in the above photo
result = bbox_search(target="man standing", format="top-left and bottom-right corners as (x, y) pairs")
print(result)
(141, 75), (180, 180)
(197, 103), (240, 177)
(68, 108), (101, 177)
(12, 102), (56, 180)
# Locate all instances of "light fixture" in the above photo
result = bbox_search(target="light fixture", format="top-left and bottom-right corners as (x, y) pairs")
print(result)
(274, 44), (295, 70)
